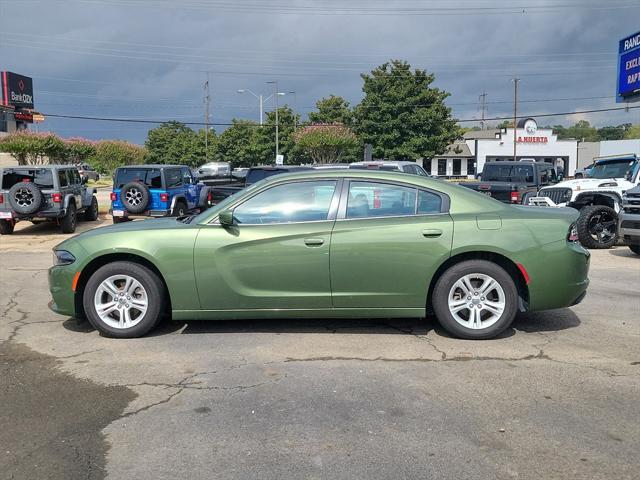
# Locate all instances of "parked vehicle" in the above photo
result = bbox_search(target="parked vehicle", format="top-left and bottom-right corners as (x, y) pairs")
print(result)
(77, 164), (100, 182)
(49, 169), (590, 340)
(0, 165), (99, 235)
(110, 165), (213, 223)
(198, 161), (231, 180)
(459, 161), (558, 204)
(619, 184), (640, 255)
(349, 161), (430, 176)
(206, 165), (314, 205)
(529, 154), (640, 249)
(574, 164), (595, 179)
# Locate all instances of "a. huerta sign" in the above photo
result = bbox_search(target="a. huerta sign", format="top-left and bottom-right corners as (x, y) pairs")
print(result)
(1, 71), (34, 109)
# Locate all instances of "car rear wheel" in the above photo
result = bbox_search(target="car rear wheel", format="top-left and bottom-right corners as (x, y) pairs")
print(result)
(61, 203), (77, 234)
(576, 205), (618, 249)
(171, 200), (187, 217)
(432, 260), (519, 339)
(83, 196), (99, 221)
(83, 261), (165, 338)
(0, 219), (15, 235)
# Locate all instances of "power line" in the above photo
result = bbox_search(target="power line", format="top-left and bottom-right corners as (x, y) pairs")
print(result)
(40, 105), (640, 126)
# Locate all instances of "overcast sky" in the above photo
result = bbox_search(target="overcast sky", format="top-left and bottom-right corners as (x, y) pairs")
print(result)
(1, 0), (639, 144)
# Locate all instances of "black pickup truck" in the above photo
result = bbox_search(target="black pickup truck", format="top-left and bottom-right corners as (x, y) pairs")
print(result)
(459, 161), (559, 204)
(204, 165), (315, 205)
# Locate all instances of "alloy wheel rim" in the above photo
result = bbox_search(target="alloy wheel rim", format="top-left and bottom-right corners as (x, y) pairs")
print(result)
(588, 212), (616, 244)
(448, 273), (506, 330)
(125, 189), (143, 206)
(93, 274), (148, 329)
(15, 188), (34, 207)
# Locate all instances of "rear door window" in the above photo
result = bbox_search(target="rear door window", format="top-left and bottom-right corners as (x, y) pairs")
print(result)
(1, 169), (55, 190)
(346, 181), (417, 219)
(58, 170), (69, 188)
(165, 169), (182, 188)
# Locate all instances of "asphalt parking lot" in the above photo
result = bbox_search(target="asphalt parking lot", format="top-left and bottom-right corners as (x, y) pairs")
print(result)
(1, 219), (639, 480)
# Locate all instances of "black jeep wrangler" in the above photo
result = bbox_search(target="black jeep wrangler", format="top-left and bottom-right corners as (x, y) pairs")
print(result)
(0, 165), (99, 235)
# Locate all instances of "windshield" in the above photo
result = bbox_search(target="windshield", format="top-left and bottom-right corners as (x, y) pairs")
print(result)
(481, 164), (534, 182)
(589, 159), (637, 179)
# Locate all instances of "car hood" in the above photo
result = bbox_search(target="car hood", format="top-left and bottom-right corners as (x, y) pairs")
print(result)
(543, 178), (632, 191)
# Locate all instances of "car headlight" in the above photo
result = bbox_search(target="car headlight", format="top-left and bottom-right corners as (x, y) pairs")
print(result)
(53, 250), (76, 266)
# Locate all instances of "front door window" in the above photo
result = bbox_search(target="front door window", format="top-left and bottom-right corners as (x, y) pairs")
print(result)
(233, 180), (337, 224)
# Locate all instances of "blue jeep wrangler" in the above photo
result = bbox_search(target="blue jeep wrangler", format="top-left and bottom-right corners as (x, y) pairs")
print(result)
(110, 165), (212, 223)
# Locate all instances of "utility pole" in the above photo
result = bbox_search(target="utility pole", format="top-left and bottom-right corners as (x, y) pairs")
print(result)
(512, 78), (519, 162)
(479, 91), (488, 130)
(204, 74), (210, 162)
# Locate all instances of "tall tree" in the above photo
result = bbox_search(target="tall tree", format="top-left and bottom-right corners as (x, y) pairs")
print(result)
(624, 124), (640, 139)
(257, 106), (303, 164)
(353, 60), (460, 160)
(309, 96), (353, 126)
(293, 123), (358, 164)
(145, 121), (212, 167)
(217, 120), (270, 167)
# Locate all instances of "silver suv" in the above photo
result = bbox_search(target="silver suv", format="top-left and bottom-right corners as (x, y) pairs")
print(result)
(0, 165), (99, 235)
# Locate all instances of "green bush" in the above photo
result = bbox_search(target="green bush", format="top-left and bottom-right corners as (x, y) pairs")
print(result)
(0, 131), (66, 165)
(88, 140), (147, 175)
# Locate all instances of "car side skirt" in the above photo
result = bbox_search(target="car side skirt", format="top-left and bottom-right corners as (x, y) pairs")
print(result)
(172, 307), (427, 321)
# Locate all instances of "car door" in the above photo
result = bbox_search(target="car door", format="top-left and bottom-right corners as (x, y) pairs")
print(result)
(164, 168), (183, 208)
(194, 179), (341, 311)
(181, 167), (198, 209)
(69, 169), (83, 208)
(330, 179), (453, 309)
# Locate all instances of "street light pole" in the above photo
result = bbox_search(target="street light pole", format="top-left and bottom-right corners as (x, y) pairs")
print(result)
(268, 81), (280, 160)
(512, 78), (520, 162)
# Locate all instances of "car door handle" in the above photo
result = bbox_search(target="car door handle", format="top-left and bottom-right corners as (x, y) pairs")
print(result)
(422, 229), (443, 238)
(304, 238), (325, 247)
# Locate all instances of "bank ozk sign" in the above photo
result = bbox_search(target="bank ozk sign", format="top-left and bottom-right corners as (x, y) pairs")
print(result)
(1, 71), (34, 109)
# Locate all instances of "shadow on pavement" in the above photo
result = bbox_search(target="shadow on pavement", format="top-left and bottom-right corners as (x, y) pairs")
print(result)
(607, 247), (638, 258)
(62, 309), (581, 338)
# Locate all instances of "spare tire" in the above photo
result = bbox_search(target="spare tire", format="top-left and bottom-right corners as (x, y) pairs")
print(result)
(121, 182), (150, 214)
(8, 182), (44, 215)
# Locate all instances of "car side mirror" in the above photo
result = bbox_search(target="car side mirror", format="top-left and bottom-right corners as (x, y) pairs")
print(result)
(81, 175), (89, 184)
(218, 210), (235, 226)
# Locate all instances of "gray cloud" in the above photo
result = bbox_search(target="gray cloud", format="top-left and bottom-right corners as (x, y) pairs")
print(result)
(1, 0), (638, 143)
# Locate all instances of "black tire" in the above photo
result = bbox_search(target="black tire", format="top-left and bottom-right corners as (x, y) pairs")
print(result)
(61, 203), (77, 234)
(83, 261), (165, 338)
(0, 219), (15, 235)
(83, 196), (99, 221)
(432, 260), (519, 340)
(629, 244), (640, 255)
(121, 182), (150, 214)
(576, 205), (618, 249)
(8, 182), (43, 215)
(171, 200), (188, 217)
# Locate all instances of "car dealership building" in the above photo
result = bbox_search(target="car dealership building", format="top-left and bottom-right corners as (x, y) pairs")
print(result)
(428, 118), (579, 179)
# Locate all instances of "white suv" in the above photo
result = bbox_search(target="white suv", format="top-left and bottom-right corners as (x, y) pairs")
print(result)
(529, 155), (640, 249)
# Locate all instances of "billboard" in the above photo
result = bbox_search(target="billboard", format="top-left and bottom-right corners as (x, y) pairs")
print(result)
(1, 71), (34, 109)
(617, 31), (640, 103)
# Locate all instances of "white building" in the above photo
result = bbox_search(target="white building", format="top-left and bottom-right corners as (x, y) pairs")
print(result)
(429, 118), (579, 178)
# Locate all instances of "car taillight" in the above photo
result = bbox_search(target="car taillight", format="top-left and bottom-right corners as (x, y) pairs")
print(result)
(0, 193), (4, 203)
(567, 223), (579, 242)
(160, 193), (169, 202)
(52, 193), (62, 203)
(207, 191), (212, 202)
(110, 192), (117, 202)
(510, 191), (521, 204)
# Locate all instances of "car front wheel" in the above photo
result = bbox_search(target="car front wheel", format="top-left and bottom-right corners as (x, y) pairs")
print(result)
(432, 260), (519, 339)
(83, 261), (165, 338)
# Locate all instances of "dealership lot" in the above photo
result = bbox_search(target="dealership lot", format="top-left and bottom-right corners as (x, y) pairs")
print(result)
(1, 220), (639, 480)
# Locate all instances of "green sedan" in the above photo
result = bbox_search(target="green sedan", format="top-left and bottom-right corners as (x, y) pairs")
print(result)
(48, 170), (590, 339)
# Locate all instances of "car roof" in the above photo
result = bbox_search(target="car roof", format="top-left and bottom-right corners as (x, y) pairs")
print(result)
(350, 160), (415, 166)
(116, 164), (187, 169)
(248, 165), (314, 171)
